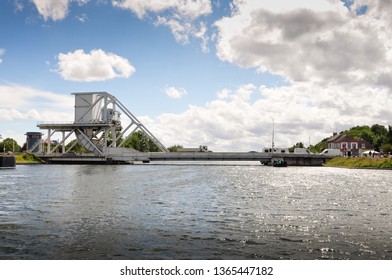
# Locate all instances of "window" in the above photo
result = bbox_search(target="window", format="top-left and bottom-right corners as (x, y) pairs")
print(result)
(351, 142), (358, 149)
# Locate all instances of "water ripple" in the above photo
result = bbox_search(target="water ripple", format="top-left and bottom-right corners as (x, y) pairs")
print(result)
(1, 165), (392, 259)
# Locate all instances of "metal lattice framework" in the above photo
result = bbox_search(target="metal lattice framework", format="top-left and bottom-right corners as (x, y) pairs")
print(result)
(37, 92), (168, 156)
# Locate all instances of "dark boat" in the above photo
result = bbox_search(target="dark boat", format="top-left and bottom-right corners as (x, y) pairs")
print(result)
(272, 158), (287, 167)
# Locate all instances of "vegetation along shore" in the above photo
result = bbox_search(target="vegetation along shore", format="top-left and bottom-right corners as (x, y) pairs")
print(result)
(325, 157), (392, 169)
(15, 153), (44, 164)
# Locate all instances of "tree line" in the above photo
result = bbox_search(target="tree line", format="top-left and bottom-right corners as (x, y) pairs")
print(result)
(3, 124), (392, 154)
(310, 124), (392, 154)
(0, 137), (22, 153)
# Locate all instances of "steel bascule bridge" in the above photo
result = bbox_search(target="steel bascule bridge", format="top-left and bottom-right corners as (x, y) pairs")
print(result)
(35, 92), (330, 166)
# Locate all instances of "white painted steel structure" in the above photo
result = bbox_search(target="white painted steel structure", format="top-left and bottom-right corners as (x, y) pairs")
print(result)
(37, 92), (168, 161)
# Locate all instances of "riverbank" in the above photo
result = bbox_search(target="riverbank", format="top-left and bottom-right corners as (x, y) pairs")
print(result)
(325, 157), (392, 169)
(15, 153), (44, 164)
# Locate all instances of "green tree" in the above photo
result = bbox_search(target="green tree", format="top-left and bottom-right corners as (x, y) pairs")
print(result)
(344, 125), (371, 137)
(0, 138), (21, 152)
(312, 124), (391, 153)
(387, 125), (392, 144)
(106, 131), (124, 147)
(123, 131), (159, 152)
(380, 144), (392, 154)
(288, 142), (305, 152)
(370, 124), (388, 150)
(65, 139), (89, 153)
(312, 137), (329, 153)
(168, 145), (183, 152)
(371, 124), (388, 136)
(360, 131), (374, 147)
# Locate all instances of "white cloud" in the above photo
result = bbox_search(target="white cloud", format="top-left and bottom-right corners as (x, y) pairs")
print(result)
(193, 21), (209, 53)
(31, 0), (70, 21)
(155, 17), (210, 52)
(56, 49), (136, 82)
(164, 86), (187, 99)
(31, 0), (212, 50)
(145, 82), (392, 152)
(217, 88), (230, 100)
(214, 0), (392, 87)
(0, 84), (74, 121)
(13, 0), (24, 12)
(0, 84), (74, 147)
(0, 48), (4, 64)
(31, 0), (90, 21)
(75, 13), (88, 23)
(113, 0), (212, 52)
(156, 16), (192, 44)
(112, 0), (211, 19)
(75, 0), (89, 5)
(167, 0), (392, 151)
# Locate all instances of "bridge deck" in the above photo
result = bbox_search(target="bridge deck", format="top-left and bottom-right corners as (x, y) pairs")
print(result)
(39, 151), (332, 166)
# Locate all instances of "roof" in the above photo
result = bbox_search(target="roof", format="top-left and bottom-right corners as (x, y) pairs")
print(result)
(327, 133), (373, 148)
(327, 133), (345, 143)
(328, 134), (360, 143)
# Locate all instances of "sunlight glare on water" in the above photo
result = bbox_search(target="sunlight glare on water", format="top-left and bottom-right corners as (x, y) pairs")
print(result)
(1, 164), (392, 259)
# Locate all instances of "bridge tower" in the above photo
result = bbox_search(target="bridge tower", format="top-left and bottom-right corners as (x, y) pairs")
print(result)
(37, 92), (168, 160)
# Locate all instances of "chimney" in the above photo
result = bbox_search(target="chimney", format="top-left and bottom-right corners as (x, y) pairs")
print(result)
(333, 132), (337, 136)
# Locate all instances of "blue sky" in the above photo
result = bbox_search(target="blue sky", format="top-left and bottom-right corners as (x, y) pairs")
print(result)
(1, 0), (392, 151)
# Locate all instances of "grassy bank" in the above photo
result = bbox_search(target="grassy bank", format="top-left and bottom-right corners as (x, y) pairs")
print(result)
(325, 157), (392, 169)
(15, 153), (44, 164)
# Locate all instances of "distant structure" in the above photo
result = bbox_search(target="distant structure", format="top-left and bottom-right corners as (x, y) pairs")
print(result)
(178, 145), (209, 152)
(25, 132), (43, 153)
(37, 92), (168, 161)
(327, 132), (373, 157)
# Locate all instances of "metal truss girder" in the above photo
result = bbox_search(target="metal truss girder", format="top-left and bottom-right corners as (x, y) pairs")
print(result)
(76, 128), (105, 156)
(114, 98), (169, 152)
(50, 130), (74, 153)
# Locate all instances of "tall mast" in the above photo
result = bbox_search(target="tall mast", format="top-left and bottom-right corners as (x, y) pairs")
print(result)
(272, 118), (275, 150)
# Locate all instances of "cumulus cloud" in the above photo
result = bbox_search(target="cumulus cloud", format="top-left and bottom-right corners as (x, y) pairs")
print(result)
(147, 82), (392, 151)
(113, 0), (212, 52)
(30, 0), (212, 51)
(154, 0), (390, 151)
(164, 86), (187, 99)
(56, 49), (136, 82)
(0, 84), (74, 121)
(31, 0), (70, 21)
(148, 84), (269, 151)
(0, 85), (74, 145)
(214, 0), (392, 87)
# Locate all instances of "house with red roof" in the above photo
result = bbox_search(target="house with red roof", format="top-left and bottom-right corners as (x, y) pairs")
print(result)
(327, 133), (373, 157)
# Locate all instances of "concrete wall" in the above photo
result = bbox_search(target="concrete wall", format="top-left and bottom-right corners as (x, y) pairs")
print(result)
(283, 156), (329, 166)
(0, 156), (16, 168)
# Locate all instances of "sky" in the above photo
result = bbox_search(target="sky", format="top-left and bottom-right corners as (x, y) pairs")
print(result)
(1, 0), (392, 152)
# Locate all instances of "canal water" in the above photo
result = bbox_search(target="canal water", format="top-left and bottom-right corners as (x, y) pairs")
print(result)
(1, 164), (392, 260)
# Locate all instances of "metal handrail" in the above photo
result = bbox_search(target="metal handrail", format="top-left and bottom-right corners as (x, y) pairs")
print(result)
(37, 121), (74, 125)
